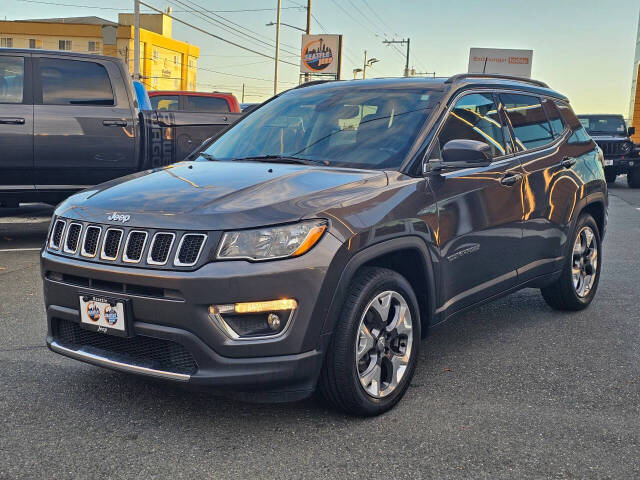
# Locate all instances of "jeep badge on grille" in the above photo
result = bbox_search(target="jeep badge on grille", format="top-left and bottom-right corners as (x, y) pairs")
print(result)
(107, 212), (131, 223)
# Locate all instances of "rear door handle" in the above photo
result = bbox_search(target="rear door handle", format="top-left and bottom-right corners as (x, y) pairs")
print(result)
(102, 119), (128, 127)
(500, 172), (523, 186)
(0, 117), (25, 125)
(561, 157), (576, 169)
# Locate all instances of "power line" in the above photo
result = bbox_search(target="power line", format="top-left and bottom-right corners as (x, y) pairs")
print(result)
(138, 1), (300, 67)
(11, 0), (301, 13)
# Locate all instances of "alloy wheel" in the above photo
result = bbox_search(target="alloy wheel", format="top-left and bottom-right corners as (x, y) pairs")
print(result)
(572, 226), (598, 298)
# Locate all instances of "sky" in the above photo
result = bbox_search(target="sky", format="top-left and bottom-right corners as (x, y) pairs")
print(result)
(3, 0), (640, 115)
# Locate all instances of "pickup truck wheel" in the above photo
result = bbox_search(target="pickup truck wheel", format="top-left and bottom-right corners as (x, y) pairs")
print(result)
(540, 213), (601, 311)
(627, 169), (640, 188)
(604, 169), (617, 184)
(319, 267), (420, 416)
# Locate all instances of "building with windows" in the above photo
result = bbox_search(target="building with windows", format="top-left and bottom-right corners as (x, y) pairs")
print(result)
(629, 12), (640, 143)
(0, 10), (199, 91)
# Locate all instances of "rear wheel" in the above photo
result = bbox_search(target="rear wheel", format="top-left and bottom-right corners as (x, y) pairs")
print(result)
(319, 267), (420, 416)
(604, 169), (617, 184)
(541, 213), (601, 311)
(627, 168), (640, 188)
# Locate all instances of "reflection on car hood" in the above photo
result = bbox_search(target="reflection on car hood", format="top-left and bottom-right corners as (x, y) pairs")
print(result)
(589, 135), (628, 142)
(57, 161), (388, 230)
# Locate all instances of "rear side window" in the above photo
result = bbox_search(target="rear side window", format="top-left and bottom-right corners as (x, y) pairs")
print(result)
(438, 93), (507, 157)
(0, 56), (24, 104)
(557, 101), (591, 144)
(40, 58), (114, 106)
(501, 93), (553, 150)
(150, 95), (179, 111)
(542, 98), (565, 137)
(183, 95), (230, 113)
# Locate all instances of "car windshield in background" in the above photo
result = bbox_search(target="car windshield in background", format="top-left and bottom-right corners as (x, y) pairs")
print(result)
(201, 84), (441, 170)
(578, 116), (627, 135)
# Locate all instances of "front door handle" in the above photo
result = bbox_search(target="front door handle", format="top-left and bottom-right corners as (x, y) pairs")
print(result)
(500, 172), (523, 186)
(0, 117), (25, 125)
(102, 119), (128, 127)
(561, 157), (576, 169)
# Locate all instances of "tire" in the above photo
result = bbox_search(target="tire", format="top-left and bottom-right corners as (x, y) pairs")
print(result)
(541, 213), (601, 311)
(319, 267), (421, 416)
(604, 169), (617, 184)
(627, 168), (640, 188)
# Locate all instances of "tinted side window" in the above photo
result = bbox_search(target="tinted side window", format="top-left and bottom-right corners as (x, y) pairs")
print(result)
(542, 98), (565, 137)
(556, 101), (591, 144)
(183, 96), (230, 113)
(40, 58), (113, 106)
(150, 95), (179, 111)
(0, 56), (25, 104)
(438, 93), (506, 157)
(501, 93), (553, 150)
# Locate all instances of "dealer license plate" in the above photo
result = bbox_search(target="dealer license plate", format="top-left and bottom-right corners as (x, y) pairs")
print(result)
(79, 295), (128, 336)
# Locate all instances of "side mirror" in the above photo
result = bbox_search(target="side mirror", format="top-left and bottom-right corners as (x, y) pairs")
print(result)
(424, 139), (493, 173)
(628, 126), (635, 136)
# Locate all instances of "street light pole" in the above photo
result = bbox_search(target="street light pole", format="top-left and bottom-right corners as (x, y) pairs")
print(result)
(362, 50), (367, 79)
(305, 0), (311, 82)
(133, 0), (140, 81)
(273, 0), (281, 95)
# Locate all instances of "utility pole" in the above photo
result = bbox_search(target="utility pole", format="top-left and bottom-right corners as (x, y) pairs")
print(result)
(382, 38), (410, 77)
(133, 0), (140, 81)
(304, 0), (311, 82)
(242, 83), (245, 103)
(273, 0), (281, 95)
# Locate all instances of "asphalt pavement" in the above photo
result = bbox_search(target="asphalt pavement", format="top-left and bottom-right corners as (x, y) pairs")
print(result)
(1, 180), (639, 479)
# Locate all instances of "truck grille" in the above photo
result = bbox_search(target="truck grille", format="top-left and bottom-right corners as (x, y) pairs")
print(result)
(47, 218), (212, 270)
(595, 140), (631, 156)
(54, 318), (198, 375)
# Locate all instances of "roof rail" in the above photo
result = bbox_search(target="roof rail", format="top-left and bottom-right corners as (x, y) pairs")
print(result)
(445, 73), (549, 89)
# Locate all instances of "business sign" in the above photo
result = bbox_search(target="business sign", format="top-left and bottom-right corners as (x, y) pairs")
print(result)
(300, 34), (342, 76)
(468, 48), (533, 78)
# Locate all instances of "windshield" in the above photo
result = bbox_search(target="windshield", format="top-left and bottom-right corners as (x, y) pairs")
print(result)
(578, 116), (627, 135)
(200, 84), (441, 170)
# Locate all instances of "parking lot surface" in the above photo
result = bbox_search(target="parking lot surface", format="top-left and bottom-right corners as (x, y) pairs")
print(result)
(1, 182), (639, 479)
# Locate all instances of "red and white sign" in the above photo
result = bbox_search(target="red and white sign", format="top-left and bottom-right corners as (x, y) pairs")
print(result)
(468, 48), (533, 78)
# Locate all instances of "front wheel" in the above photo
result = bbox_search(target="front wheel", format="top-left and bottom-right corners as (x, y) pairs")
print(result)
(628, 168), (640, 188)
(319, 267), (420, 416)
(541, 213), (601, 311)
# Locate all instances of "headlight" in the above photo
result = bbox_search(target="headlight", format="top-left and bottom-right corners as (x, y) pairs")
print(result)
(620, 142), (632, 154)
(217, 220), (327, 261)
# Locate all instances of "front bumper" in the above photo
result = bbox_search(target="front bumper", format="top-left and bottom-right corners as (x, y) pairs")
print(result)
(603, 155), (638, 171)
(42, 232), (343, 396)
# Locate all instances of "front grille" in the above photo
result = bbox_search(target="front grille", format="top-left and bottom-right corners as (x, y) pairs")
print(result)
(123, 231), (147, 263)
(596, 140), (630, 156)
(49, 219), (66, 250)
(64, 223), (82, 253)
(82, 226), (101, 257)
(101, 229), (123, 260)
(175, 234), (206, 266)
(54, 318), (197, 375)
(148, 233), (175, 265)
(48, 218), (210, 269)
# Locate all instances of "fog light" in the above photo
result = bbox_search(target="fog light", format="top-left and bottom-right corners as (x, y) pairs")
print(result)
(267, 313), (281, 330)
(208, 299), (297, 339)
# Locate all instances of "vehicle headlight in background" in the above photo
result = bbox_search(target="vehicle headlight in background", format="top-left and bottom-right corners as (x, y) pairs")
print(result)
(620, 141), (632, 154)
(216, 220), (327, 261)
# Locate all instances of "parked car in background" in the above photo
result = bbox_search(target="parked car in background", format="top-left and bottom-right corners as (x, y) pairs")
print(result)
(0, 49), (242, 207)
(149, 90), (241, 113)
(577, 114), (639, 187)
(43, 74), (607, 416)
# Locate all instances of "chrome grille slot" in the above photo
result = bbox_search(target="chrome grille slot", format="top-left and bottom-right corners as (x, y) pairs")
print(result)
(148, 232), (175, 265)
(175, 234), (207, 267)
(81, 226), (102, 258)
(63, 223), (82, 254)
(101, 228), (124, 261)
(49, 219), (66, 250)
(123, 230), (148, 263)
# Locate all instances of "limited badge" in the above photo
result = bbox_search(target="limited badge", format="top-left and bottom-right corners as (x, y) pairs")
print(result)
(104, 305), (119, 326)
(86, 302), (101, 322)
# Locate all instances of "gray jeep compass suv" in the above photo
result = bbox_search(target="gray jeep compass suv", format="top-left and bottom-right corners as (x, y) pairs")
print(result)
(42, 74), (608, 416)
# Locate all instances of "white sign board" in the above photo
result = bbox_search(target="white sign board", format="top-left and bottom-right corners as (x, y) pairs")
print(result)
(300, 34), (342, 76)
(468, 48), (533, 78)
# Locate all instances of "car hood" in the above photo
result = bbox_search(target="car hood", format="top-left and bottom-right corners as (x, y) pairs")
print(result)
(57, 161), (388, 230)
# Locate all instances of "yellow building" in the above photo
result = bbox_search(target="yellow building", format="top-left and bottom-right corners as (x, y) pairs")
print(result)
(0, 11), (199, 91)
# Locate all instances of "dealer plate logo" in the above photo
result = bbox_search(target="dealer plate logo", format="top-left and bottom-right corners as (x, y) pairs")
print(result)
(104, 305), (119, 326)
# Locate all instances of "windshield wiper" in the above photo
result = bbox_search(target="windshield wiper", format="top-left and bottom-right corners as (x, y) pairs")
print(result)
(197, 152), (218, 161)
(232, 155), (325, 165)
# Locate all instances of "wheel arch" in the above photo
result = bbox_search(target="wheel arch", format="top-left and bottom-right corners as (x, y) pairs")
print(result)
(320, 236), (437, 339)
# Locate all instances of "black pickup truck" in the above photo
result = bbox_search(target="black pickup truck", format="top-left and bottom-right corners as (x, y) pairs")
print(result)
(0, 49), (241, 207)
